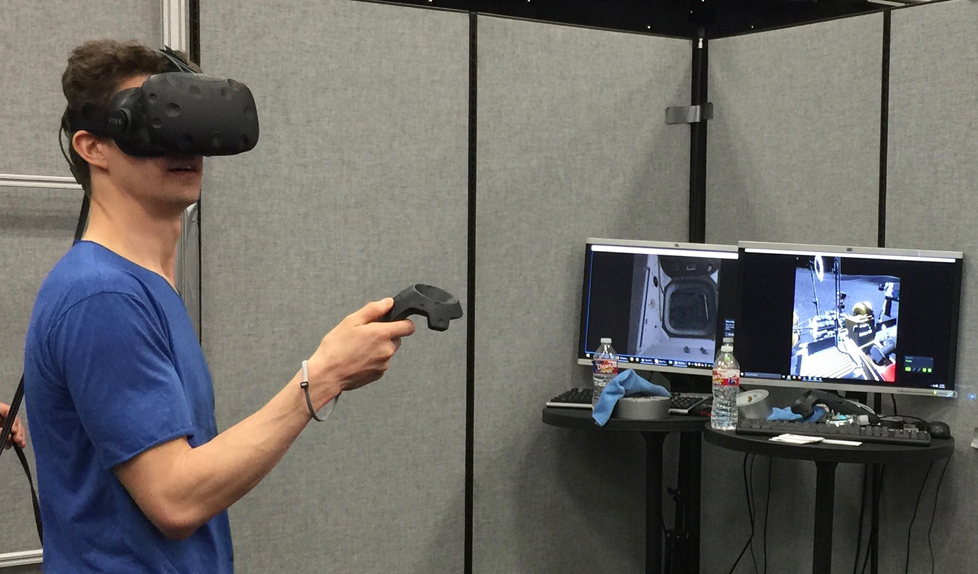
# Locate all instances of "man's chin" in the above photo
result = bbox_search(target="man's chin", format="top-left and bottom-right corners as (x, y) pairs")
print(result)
(161, 186), (201, 211)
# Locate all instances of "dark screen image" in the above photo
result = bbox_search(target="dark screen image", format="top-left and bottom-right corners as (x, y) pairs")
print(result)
(791, 256), (899, 382)
(736, 247), (962, 394)
(580, 245), (736, 371)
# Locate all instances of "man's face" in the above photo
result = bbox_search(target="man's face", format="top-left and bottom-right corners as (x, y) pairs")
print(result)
(95, 75), (204, 211)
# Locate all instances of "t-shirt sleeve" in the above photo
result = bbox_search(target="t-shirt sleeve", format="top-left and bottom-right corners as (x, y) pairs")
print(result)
(50, 291), (195, 469)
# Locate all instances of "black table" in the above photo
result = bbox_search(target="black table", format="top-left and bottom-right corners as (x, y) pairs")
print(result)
(703, 426), (954, 574)
(542, 407), (709, 574)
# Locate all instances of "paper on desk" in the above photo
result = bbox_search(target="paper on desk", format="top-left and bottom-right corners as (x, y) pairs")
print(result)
(822, 438), (862, 446)
(769, 434), (863, 446)
(770, 434), (823, 444)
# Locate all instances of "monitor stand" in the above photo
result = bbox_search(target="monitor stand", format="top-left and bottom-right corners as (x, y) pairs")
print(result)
(842, 391), (883, 414)
(663, 372), (712, 394)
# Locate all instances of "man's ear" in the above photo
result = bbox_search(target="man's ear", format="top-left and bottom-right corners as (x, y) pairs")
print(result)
(71, 131), (110, 171)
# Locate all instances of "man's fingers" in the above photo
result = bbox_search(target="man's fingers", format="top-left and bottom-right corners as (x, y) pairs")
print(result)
(350, 298), (394, 326)
(385, 319), (416, 339)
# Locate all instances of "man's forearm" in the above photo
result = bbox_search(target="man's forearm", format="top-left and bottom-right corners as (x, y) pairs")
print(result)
(117, 373), (340, 539)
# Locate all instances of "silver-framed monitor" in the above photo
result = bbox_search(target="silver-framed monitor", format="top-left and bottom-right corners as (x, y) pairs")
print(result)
(577, 238), (739, 376)
(736, 241), (964, 398)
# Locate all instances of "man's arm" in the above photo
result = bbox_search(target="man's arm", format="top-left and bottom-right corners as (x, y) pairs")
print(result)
(114, 299), (415, 540)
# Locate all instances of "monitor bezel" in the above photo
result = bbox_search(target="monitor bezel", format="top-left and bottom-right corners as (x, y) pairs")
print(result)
(736, 241), (964, 398)
(578, 238), (739, 377)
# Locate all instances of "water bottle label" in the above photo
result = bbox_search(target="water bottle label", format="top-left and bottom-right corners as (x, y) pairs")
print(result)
(713, 374), (739, 386)
(593, 359), (618, 375)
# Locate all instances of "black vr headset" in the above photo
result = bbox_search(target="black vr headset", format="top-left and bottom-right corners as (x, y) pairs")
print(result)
(61, 46), (259, 159)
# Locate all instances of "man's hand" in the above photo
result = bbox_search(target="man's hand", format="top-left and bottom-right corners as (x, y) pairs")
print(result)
(304, 298), (416, 406)
(0, 402), (27, 450)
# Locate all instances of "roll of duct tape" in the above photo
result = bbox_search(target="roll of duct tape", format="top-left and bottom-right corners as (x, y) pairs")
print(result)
(614, 396), (671, 420)
(737, 389), (771, 420)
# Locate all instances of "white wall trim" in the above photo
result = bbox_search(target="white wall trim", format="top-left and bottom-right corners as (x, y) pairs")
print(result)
(0, 549), (43, 569)
(0, 174), (81, 190)
(161, 0), (189, 52)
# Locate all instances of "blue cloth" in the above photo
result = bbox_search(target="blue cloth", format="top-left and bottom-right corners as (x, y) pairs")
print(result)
(24, 241), (233, 574)
(592, 369), (671, 426)
(767, 405), (827, 423)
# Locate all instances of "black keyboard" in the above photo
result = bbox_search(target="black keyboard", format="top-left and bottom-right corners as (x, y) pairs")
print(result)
(736, 419), (931, 446)
(668, 393), (712, 415)
(546, 388), (592, 409)
(545, 389), (711, 416)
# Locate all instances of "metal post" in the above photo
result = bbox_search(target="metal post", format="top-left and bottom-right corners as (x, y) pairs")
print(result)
(688, 29), (709, 243)
(645, 433), (666, 574)
(813, 461), (838, 574)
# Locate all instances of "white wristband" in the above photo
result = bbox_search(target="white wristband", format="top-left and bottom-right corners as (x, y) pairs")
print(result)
(300, 360), (338, 422)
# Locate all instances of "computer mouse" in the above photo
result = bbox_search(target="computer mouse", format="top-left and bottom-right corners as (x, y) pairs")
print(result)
(927, 421), (951, 439)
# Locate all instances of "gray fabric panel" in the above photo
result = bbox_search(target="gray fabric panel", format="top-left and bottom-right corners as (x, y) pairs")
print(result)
(704, 15), (885, 573)
(0, 1), (160, 176)
(0, 187), (78, 555)
(475, 17), (691, 573)
(706, 14), (883, 246)
(886, 2), (978, 572)
(200, 2), (467, 573)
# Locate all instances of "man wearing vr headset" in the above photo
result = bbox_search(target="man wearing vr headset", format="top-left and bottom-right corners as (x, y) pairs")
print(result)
(22, 40), (415, 574)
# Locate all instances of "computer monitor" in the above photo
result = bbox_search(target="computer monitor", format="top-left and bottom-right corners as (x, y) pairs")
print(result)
(735, 241), (963, 397)
(577, 238), (739, 376)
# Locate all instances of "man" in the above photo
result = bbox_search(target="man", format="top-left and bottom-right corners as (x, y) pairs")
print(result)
(23, 40), (415, 573)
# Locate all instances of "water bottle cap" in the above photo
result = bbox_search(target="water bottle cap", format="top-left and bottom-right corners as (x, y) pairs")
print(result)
(723, 337), (734, 343)
(600, 337), (612, 344)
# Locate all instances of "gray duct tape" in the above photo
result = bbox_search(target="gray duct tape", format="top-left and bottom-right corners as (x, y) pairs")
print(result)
(614, 396), (671, 420)
(737, 389), (772, 420)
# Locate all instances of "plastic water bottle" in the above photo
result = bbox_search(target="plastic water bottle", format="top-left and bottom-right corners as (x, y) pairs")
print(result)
(711, 337), (740, 430)
(591, 338), (619, 407)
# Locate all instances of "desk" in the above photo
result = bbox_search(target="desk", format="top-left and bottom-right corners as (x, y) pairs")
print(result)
(703, 427), (954, 574)
(542, 407), (708, 574)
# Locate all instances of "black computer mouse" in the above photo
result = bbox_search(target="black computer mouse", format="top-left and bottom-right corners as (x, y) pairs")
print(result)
(927, 421), (951, 439)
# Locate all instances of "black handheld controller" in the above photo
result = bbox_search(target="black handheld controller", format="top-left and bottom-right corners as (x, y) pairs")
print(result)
(380, 284), (463, 331)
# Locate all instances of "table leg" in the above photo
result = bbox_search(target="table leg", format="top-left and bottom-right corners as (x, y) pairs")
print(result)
(869, 464), (881, 574)
(644, 433), (666, 574)
(813, 461), (838, 574)
(680, 432), (702, 574)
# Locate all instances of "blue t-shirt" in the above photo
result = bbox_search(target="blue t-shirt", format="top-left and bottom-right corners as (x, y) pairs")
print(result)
(23, 241), (233, 574)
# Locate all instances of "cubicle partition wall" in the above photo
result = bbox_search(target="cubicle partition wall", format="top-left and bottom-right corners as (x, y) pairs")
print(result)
(199, 1), (469, 572)
(0, 2), (161, 569)
(706, 13), (884, 247)
(474, 17), (691, 573)
(705, 14), (885, 574)
(704, 4), (978, 572)
(885, 2), (978, 572)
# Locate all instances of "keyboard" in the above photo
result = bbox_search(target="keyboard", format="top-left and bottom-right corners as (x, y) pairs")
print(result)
(668, 393), (712, 415)
(545, 389), (712, 416)
(736, 419), (931, 446)
(546, 388), (592, 409)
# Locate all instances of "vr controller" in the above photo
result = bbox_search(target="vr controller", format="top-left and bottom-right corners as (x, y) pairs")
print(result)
(790, 389), (880, 425)
(379, 285), (463, 332)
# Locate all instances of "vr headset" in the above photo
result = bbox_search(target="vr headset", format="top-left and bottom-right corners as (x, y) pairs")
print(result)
(62, 46), (259, 159)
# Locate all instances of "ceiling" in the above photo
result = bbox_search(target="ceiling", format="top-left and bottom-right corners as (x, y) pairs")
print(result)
(376, 0), (910, 38)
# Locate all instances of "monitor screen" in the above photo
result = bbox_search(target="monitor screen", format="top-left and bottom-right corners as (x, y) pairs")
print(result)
(735, 242), (963, 397)
(577, 239), (739, 376)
